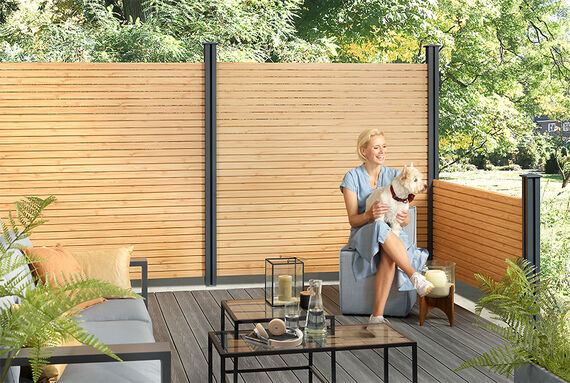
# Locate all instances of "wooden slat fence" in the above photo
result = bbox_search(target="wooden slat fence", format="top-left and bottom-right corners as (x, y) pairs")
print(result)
(216, 63), (428, 276)
(0, 62), (430, 280)
(0, 63), (205, 279)
(432, 179), (523, 286)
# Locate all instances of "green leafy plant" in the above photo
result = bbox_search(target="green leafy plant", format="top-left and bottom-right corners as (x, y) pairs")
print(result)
(456, 258), (570, 380)
(0, 196), (137, 382)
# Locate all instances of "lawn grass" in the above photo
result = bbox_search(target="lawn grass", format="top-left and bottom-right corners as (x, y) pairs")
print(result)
(439, 170), (564, 198)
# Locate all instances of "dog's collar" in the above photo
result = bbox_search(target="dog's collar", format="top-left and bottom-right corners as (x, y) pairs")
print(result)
(390, 185), (415, 203)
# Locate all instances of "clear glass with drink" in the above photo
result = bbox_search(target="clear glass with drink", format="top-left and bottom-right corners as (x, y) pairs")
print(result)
(284, 300), (300, 330)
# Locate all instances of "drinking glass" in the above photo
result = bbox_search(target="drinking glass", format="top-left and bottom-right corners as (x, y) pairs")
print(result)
(284, 300), (300, 330)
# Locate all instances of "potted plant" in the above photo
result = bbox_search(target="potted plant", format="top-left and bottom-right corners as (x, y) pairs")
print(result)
(0, 196), (137, 383)
(456, 258), (570, 382)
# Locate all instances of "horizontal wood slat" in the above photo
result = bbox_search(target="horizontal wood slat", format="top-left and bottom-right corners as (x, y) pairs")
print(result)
(0, 63), (205, 279)
(1, 61), (431, 281)
(216, 62), (428, 276)
(433, 180), (522, 287)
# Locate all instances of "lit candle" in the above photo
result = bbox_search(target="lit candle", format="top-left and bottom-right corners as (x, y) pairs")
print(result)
(425, 269), (450, 297)
(278, 275), (293, 302)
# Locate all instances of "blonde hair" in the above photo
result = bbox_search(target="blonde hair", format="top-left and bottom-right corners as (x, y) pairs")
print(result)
(357, 129), (385, 162)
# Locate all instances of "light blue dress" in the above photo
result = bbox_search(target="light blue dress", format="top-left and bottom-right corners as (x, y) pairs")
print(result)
(340, 164), (427, 291)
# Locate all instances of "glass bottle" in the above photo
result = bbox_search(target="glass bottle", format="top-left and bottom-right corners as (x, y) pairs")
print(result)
(304, 279), (327, 337)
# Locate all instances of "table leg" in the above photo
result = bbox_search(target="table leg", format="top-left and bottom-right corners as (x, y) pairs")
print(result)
(308, 352), (313, 383)
(233, 323), (238, 382)
(412, 344), (418, 383)
(331, 350), (336, 383)
(384, 347), (389, 383)
(208, 336), (213, 383)
(221, 305), (225, 331)
(221, 356), (226, 383)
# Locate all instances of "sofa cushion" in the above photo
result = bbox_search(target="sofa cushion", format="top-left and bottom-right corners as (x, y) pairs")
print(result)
(57, 319), (159, 383)
(69, 246), (133, 292)
(78, 320), (155, 345)
(74, 298), (150, 324)
(1, 348), (20, 383)
(0, 233), (34, 309)
(1, 234), (33, 383)
(59, 360), (161, 383)
(24, 244), (83, 285)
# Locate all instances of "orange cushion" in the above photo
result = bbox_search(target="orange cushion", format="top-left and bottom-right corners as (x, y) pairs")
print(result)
(24, 244), (83, 285)
(24, 244), (107, 313)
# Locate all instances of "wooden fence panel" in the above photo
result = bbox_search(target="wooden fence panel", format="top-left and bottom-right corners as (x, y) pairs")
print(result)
(217, 63), (429, 276)
(0, 63), (205, 279)
(432, 180), (523, 287)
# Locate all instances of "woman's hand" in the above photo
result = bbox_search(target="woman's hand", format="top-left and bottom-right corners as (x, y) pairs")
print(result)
(368, 201), (389, 221)
(396, 209), (410, 227)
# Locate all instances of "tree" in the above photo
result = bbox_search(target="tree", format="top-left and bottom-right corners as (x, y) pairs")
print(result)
(294, 0), (570, 169)
(549, 133), (570, 187)
(0, 0), (333, 62)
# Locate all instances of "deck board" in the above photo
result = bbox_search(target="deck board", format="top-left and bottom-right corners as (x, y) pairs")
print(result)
(150, 285), (513, 382)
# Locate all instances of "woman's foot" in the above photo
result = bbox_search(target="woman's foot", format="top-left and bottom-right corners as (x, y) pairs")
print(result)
(410, 272), (434, 297)
(368, 314), (390, 325)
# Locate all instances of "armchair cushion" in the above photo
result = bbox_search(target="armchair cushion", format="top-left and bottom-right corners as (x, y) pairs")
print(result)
(1, 234), (33, 383)
(24, 244), (82, 285)
(58, 360), (161, 383)
(74, 298), (150, 324)
(69, 246), (133, 292)
(78, 320), (154, 345)
(0, 234), (34, 309)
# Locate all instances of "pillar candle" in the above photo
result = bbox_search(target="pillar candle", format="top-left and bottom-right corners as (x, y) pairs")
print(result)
(425, 269), (450, 297)
(278, 275), (293, 302)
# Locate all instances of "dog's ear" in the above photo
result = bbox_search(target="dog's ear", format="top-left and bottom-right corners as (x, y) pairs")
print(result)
(410, 162), (414, 168)
(402, 165), (408, 178)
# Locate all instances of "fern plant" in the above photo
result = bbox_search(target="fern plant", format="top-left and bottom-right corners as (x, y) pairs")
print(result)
(456, 258), (570, 380)
(0, 196), (137, 383)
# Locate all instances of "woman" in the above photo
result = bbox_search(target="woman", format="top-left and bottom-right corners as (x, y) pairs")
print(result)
(340, 129), (433, 324)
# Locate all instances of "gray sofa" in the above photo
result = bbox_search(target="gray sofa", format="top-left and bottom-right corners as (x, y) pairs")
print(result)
(0, 235), (170, 383)
(339, 206), (426, 316)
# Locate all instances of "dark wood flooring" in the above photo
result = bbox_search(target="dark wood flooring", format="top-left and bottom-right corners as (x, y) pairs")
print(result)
(148, 285), (513, 383)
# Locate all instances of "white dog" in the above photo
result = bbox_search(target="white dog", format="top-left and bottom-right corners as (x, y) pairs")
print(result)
(365, 164), (427, 235)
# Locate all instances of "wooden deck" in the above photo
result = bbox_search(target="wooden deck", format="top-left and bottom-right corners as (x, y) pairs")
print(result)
(148, 285), (513, 383)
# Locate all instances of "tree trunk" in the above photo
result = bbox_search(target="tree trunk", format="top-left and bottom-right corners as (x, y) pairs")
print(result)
(562, 174), (569, 188)
(123, 0), (145, 22)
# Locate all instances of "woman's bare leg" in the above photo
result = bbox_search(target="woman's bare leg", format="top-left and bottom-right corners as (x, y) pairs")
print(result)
(373, 252), (395, 316)
(372, 231), (419, 317)
(380, 231), (415, 277)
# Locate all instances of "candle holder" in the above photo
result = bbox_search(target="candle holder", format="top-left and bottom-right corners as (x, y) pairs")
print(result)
(422, 260), (455, 298)
(265, 257), (304, 306)
(419, 260), (456, 326)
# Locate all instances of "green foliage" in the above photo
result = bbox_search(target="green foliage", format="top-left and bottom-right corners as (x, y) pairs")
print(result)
(546, 134), (570, 187)
(455, 258), (570, 380)
(0, 196), (137, 383)
(515, 135), (549, 170)
(0, 0), (331, 63)
(540, 187), (570, 296)
(545, 153), (560, 174)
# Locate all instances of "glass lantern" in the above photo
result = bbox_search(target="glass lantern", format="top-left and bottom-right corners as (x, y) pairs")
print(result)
(422, 260), (456, 298)
(265, 257), (304, 306)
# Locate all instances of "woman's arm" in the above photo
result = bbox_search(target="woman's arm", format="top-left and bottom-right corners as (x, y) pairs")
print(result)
(342, 188), (387, 227)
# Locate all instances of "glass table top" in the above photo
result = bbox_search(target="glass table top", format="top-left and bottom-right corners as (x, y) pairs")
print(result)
(210, 323), (415, 356)
(223, 298), (334, 322)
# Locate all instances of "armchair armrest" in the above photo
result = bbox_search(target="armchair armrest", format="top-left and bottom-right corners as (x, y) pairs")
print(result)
(10, 342), (171, 383)
(130, 257), (148, 307)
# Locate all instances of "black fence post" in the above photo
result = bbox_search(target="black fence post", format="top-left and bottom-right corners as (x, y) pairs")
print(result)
(425, 45), (440, 258)
(204, 43), (217, 286)
(521, 174), (541, 274)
